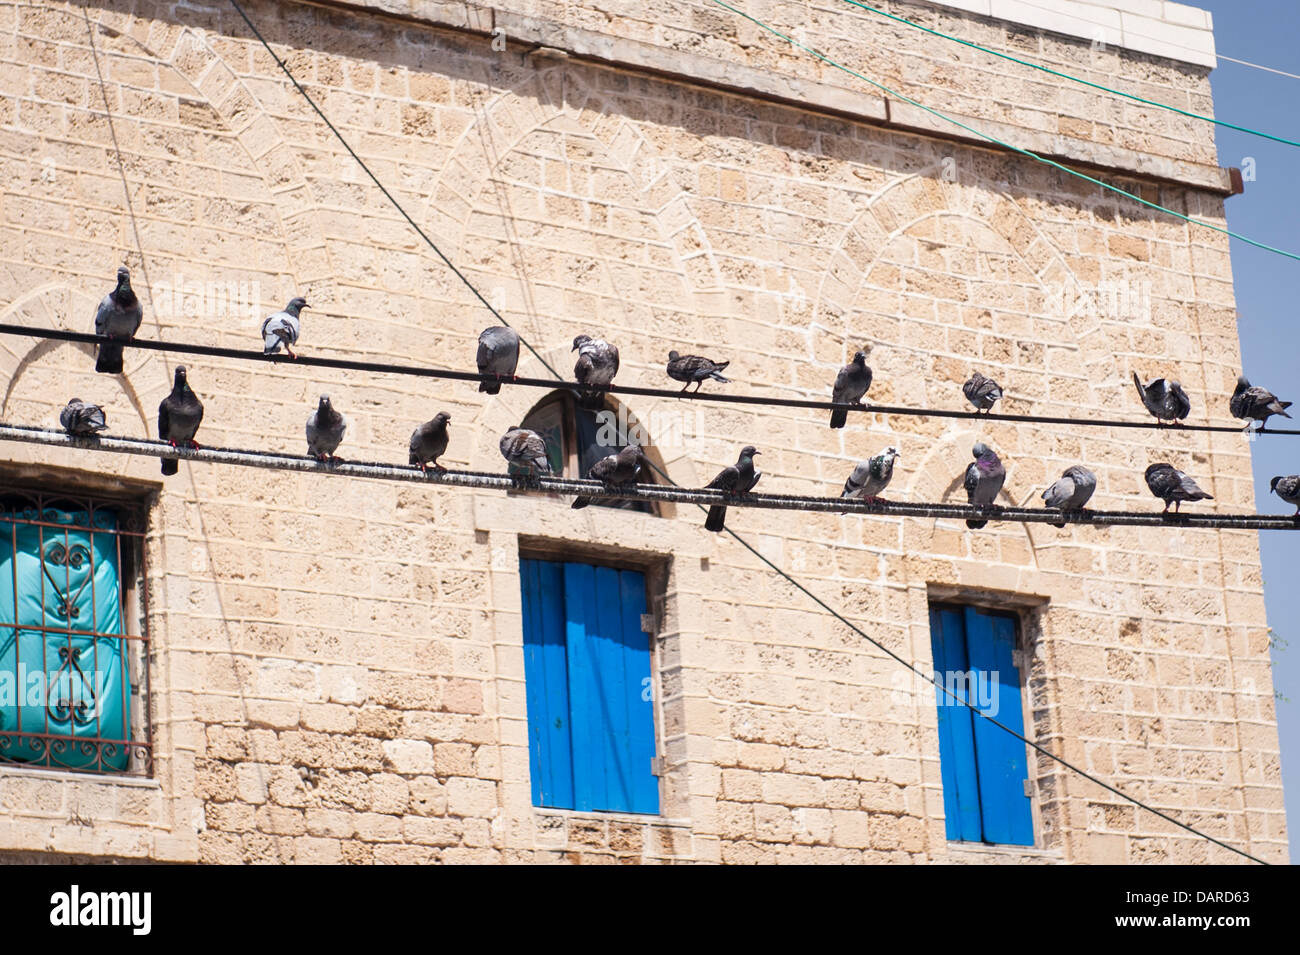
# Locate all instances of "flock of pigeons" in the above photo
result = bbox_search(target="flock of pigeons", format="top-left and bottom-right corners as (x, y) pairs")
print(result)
(50, 267), (1300, 528)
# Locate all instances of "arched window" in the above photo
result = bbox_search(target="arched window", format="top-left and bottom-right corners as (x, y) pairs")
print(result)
(518, 392), (669, 517)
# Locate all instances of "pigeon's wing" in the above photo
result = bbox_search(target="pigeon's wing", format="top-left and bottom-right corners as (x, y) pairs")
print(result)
(1041, 475), (1073, 508)
(1170, 384), (1191, 419)
(963, 461), (980, 499)
(574, 352), (594, 385)
(842, 461), (871, 498)
(94, 295), (112, 336)
(157, 398), (172, 440)
(1177, 470), (1212, 500)
(706, 464), (740, 492)
(831, 364), (853, 402)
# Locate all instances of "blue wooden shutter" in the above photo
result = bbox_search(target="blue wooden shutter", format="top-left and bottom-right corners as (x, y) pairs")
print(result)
(520, 558), (573, 809)
(929, 606), (983, 842)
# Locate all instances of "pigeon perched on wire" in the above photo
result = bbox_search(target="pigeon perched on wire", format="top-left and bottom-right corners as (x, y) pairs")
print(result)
(841, 446), (900, 508)
(1133, 372), (1190, 426)
(157, 366), (203, 476)
(962, 371), (1002, 415)
(1040, 465), (1097, 527)
(704, 446), (761, 532)
(963, 442), (1005, 529)
(572, 445), (645, 509)
(500, 426), (552, 482)
(261, 297), (308, 358)
(409, 412), (451, 472)
(93, 267), (143, 375)
(477, 326), (520, 395)
(1230, 375), (1291, 432)
(829, 351), (872, 429)
(1269, 475), (1300, 515)
(306, 395), (346, 463)
(1144, 462), (1212, 512)
(60, 399), (108, 437)
(667, 351), (730, 393)
(572, 334), (619, 409)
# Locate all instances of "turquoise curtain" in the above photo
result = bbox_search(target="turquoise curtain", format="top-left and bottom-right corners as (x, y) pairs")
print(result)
(0, 507), (130, 772)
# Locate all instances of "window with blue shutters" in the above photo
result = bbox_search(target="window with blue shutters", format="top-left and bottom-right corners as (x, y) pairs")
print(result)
(519, 557), (659, 815)
(929, 603), (1034, 846)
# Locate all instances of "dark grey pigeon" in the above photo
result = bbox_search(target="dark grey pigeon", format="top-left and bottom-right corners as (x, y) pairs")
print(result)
(841, 446), (900, 508)
(1269, 475), (1300, 515)
(306, 395), (347, 462)
(667, 350), (730, 393)
(409, 412), (451, 472)
(500, 426), (552, 480)
(1230, 374), (1291, 432)
(1133, 372), (1191, 426)
(94, 267), (143, 375)
(963, 442), (1006, 529)
(262, 297), (308, 358)
(60, 398), (108, 437)
(963, 371), (1003, 414)
(830, 351), (872, 429)
(572, 334), (620, 409)
(157, 366), (203, 476)
(572, 445), (645, 509)
(1144, 462), (1212, 512)
(704, 446), (761, 532)
(1041, 464), (1097, 527)
(477, 326), (520, 395)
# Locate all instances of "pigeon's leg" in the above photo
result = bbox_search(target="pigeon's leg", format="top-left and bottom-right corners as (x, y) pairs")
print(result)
(694, 381), (705, 393)
(286, 345), (298, 360)
(433, 460), (447, 472)
(680, 382), (691, 393)
(417, 461), (428, 473)
(188, 440), (201, 451)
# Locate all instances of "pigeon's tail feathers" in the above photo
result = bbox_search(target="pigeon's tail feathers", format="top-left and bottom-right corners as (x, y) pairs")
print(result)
(1051, 519), (1067, 529)
(966, 518), (988, 530)
(160, 456), (178, 476)
(1277, 401), (1293, 417)
(577, 389), (605, 410)
(829, 407), (848, 429)
(709, 371), (732, 383)
(571, 497), (591, 510)
(96, 344), (124, 375)
(705, 505), (727, 532)
(1132, 370), (1145, 402)
(479, 379), (502, 395)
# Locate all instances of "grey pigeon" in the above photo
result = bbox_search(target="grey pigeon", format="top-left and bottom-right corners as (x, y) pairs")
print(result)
(94, 267), (143, 375)
(500, 426), (552, 480)
(667, 350), (730, 393)
(157, 366), (203, 476)
(841, 446), (900, 508)
(262, 297), (308, 357)
(60, 398), (108, 436)
(477, 326), (520, 395)
(572, 444), (645, 509)
(704, 446), (761, 532)
(1040, 464), (1097, 527)
(963, 442), (1006, 529)
(1133, 372), (1191, 426)
(963, 371), (1003, 414)
(1269, 475), (1300, 515)
(1144, 462), (1212, 512)
(830, 351), (872, 429)
(1230, 375), (1291, 432)
(306, 395), (347, 462)
(409, 412), (451, 472)
(572, 334), (619, 409)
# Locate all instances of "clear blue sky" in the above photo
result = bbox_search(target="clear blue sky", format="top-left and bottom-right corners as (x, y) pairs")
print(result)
(1197, 0), (1299, 858)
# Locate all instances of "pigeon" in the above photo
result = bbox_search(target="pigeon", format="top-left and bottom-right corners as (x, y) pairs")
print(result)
(830, 351), (872, 429)
(157, 366), (204, 476)
(477, 326), (520, 395)
(704, 446), (761, 532)
(1230, 375), (1291, 432)
(59, 398), (108, 436)
(572, 334), (619, 409)
(963, 442), (1005, 529)
(306, 395), (346, 462)
(962, 371), (1003, 415)
(409, 412), (451, 472)
(1144, 462), (1212, 512)
(572, 445), (645, 509)
(94, 267), (143, 375)
(1040, 465), (1097, 527)
(841, 446), (900, 508)
(667, 350), (730, 393)
(500, 426), (552, 480)
(1133, 372), (1191, 426)
(1269, 475), (1300, 515)
(262, 297), (309, 358)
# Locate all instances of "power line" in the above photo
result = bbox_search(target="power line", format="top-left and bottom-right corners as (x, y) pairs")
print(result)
(6, 324), (1295, 438)
(1217, 54), (1300, 82)
(709, 0), (1300, 264)
(837, 0), (1300, 148)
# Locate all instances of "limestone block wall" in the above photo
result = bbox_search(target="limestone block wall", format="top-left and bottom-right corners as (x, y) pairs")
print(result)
(0, 0), (1285, 863)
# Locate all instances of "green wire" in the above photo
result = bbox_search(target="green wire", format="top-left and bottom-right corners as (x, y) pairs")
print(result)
(710, 0), (1300, 263)
(838, 0), (1300, 149)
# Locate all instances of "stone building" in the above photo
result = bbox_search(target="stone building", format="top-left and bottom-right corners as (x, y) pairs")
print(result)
(0, 0), (1286, 863)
